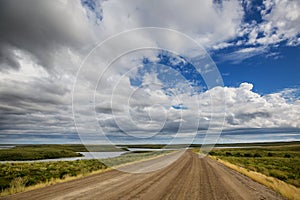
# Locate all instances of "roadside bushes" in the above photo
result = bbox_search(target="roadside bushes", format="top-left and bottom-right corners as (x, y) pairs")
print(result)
(284, 154), (291, 158)
(243, 153), (252, 157)
(267, 152), (273, 157)
(210, 147), (300, 187)
(253, 153), (262, 157)
(269, 170), (288, 181)
(218, 151), (260, 158)
(0, 159), (108, 192)
(225, 152), (232, 156)
(235, 152), (242, 157)
(214, 150), (294, 159)
(0, 147), (82, 161)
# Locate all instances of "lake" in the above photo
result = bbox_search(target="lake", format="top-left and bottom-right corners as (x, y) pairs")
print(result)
(0, 151), (125, 163)
(0, 146), (15, 149)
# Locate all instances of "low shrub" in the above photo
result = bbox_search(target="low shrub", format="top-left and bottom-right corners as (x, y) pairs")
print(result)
(284, 154), (291, 158)
(269, 170), (287, 181)
(267, 152), (273, 157)
(253, 153), (262, 157)
(225, 152), (232, 156)
(243, 153), (252, 157)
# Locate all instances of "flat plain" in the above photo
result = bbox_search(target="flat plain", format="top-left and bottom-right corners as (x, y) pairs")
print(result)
(2, 150), (285, 200)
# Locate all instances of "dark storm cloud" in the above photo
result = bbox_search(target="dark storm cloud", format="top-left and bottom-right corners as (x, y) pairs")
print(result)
(95, 106), (124, 114)
(226, 111), (272, 125)
(0, 0), (93, 72)
(237, 112), (272, 121)
(0, 76), (74, 138)
(0, 45), (21, 70)
(0, 78), (70, 110)
(0, 133), (80, 144)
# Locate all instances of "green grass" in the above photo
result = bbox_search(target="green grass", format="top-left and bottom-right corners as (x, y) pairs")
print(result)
(0, 144), (128, 161)
(0, 159), (107, 191)
(208, 145), (300, 187)
(0, 146), (82, 161)
(0, 150), (171, 194)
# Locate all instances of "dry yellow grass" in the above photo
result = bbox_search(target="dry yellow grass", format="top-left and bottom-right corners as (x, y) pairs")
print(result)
(0, 168), (111, 196)
(0, 168), (110, 197)
(212, 156), (300, 200)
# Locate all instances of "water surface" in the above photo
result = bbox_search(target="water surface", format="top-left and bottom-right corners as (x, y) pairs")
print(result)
(0, 151), (125, 163)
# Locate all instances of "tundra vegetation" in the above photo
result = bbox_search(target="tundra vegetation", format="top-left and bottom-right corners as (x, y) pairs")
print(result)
(207, 145), (300, 187)
(0, 148), (170, 196)
(0, 144), (127, 161)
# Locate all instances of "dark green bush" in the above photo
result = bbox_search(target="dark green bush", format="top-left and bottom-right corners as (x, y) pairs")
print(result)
(253, 153), (262, 157)
(267, 152), (273, 157)
(235, 152), (242, 157)
(269, 170), (287, 181)
(225, 152), (232, 156)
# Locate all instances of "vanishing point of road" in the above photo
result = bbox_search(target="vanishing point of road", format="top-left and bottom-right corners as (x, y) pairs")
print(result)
(3, 150), (284, 200)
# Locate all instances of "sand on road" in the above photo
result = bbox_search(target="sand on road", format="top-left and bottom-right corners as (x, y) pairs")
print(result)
(3, 150), (285, 200)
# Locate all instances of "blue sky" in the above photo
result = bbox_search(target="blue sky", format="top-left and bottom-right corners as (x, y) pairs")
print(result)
(0, 0), (300, 144)
(214, 45), (300, 94)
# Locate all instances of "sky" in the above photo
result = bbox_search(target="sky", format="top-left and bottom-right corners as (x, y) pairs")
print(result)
(0, 0), (300, 145)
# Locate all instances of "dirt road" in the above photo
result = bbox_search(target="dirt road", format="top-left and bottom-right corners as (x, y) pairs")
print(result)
(3, 150), (284, 200)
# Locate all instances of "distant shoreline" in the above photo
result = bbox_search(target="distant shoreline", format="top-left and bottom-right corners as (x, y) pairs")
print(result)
(1, 140), (299, 146)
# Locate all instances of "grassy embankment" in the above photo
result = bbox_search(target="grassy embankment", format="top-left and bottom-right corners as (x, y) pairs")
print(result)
(203, 143), (300, 200)
(0, 146), (171, 197)
(0, 144), (127, 161)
